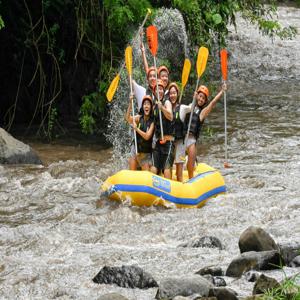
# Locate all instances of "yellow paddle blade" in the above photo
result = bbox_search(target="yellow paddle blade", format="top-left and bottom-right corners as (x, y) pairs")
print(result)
(181, 58), (191, 89)
(147, 8), (152, 15)
(106, 73), (120, 102)
(125, 46), (133, 76)
(196, 46), (209, 78)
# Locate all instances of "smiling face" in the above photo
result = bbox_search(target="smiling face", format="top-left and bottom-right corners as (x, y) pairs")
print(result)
(154, 85), (165, 101)
(196, 92), (207, 107)
(159, 70), (169, 88)
(142, 99), (152, 116)
(148, 70), (156, 88)
(169, 86), (178, 105)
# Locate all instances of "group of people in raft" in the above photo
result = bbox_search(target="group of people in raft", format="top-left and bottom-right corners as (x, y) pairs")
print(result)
(125, 36), (227, 182)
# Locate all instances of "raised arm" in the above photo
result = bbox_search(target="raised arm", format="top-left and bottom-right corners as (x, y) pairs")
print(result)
(200, 83), (227, 122)
(140, 31), (149, 73)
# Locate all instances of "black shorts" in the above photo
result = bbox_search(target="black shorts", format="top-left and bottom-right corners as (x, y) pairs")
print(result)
(152, 140), (175, 170)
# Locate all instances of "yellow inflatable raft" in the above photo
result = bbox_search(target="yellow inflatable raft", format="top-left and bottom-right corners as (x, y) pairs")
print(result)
(101, 163), (226, 208)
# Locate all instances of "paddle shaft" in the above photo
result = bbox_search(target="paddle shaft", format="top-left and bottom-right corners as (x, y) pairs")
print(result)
(110, 12), (151, 85)
(224, 80), (228, 162)
(178, 90), (184, 104)
(129, 75), (138, 154)
(184, 76), (200, 148)
(153, 57), (164, 140)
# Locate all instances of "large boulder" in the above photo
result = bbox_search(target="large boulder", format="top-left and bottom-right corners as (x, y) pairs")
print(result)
(226, 251), (283, 277)
(155, 275), (213, 300)
(0, 128), (42, 164)
(239, 226), (278, 253)
(92, 265), (158, 289)
(277, 242), (300, 265)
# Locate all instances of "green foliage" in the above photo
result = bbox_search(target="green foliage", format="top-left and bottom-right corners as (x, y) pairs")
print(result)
(47, 107), (58, 140)
(0, 15), (4, 30)
(0, 0), (4, 30)
(79, 86), (107, 134)
(169, 0), (297, 47)
(262, 273), (300, 300)
(0, 0), (298, 137)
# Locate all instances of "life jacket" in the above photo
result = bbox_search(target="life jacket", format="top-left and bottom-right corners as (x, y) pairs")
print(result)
(184, 105), (203, 140)
(136, 115), (153, 153)
(173, 105), (184, 141)
(153, 99), (175, 138)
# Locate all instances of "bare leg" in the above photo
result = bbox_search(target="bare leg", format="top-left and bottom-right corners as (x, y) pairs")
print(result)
(176, 163), (183, 182)
(163, 168), (172, 179)
(150, 166), (158, 174)
(141, 163), (150, 171)
(187, 143), (196, 179)
(129, 156), (137, 170)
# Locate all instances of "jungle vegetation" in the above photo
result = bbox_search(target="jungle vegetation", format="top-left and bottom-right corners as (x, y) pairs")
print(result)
(0, 0), (298, 139)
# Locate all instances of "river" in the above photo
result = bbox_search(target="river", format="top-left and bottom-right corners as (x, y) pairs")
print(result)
(0, 5), (300, 300)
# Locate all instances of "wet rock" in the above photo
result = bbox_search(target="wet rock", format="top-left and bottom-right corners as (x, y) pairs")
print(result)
(244, 271), (261, 282)
(92, 265), (158, 289)
(202, 274), (214, 285)
(180, 236), (223, 250)
(239, 226), (278, 253)
(289, 255), (300, 267)
(195, 266), (223, 277)
(97, 293), (129, 300)
(208, 287), (238, 300)
(155, 275), (213, 299)
(0, 128), (42, 164)
(226, 251), (283, 277)
(213, 277), (226, 287)
(278, 242), (300, 265)
(252, 274), (279, 295)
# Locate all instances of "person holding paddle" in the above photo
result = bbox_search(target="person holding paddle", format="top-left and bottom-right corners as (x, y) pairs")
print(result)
(169, 82), (192, 182)
(132, 66), (157, 111)
(125, 94), (155, 171)
(184, 83), (227, 178)
(151, 79), (175, 179)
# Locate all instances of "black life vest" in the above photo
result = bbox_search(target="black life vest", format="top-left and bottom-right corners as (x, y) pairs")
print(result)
(153, 99), (175, 138)
(184, 106), (203, 140)
(136, 115), (153, 153)
(173, 105), (184, 141)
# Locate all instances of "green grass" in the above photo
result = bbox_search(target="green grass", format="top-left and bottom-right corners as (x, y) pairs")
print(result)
(262, 273), (300, 300)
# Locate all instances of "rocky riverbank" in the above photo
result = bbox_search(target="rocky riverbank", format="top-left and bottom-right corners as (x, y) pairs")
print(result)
(93, 226), (300, 300)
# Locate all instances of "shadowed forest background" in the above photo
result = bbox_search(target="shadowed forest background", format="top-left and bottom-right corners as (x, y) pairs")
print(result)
(0, 0), (298, 141)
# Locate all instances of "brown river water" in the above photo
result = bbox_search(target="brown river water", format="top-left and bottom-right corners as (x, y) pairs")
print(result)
(0, 6), (300, 300)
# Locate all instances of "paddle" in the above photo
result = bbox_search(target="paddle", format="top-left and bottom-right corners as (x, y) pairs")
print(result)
(146, 24), (164, 142)
(179, 58), (191, 104)
(184, 46), (209, 148)
(106, 72), (121, 102)
(106, 9), (152, 102)
(125, 46), (138, 154)
(220, 49), (230, 168)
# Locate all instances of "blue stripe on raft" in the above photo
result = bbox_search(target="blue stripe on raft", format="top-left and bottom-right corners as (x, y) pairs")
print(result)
(112, 184), (226, 206)
(186, 170), (216, 183)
